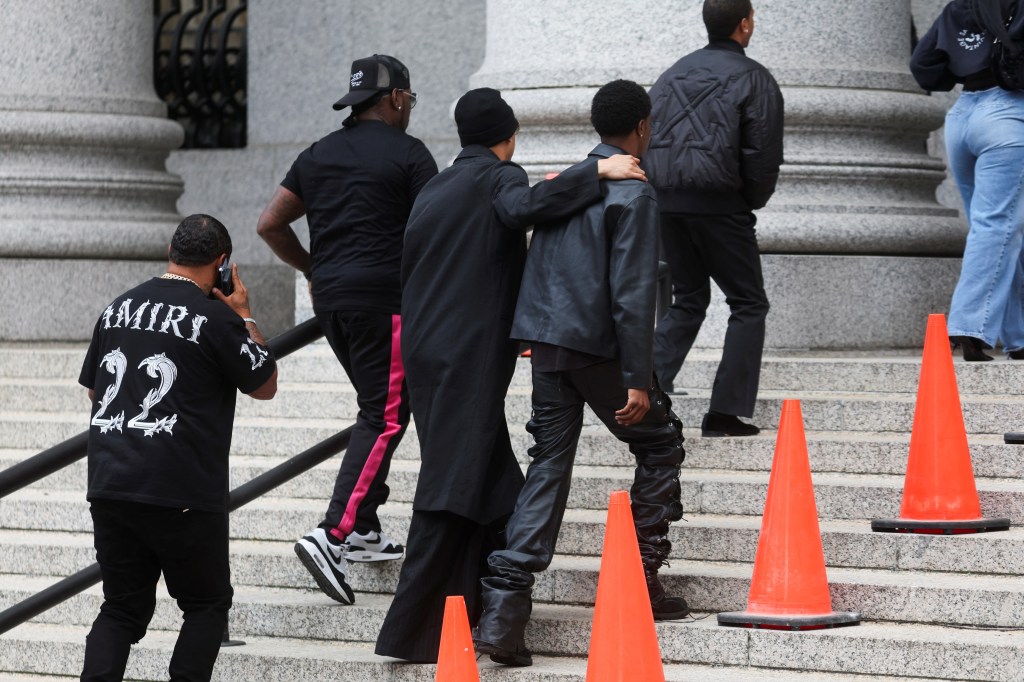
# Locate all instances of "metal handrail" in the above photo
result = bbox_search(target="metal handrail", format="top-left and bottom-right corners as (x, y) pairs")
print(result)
(0, 318), (323, 500)
(0, 316), (346, 635)
(0, 426), (351, 635)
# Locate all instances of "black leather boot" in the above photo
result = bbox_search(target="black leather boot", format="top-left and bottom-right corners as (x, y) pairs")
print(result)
(642, 558), (690, 621)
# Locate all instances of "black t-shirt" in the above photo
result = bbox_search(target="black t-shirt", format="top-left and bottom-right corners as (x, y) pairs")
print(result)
(79, 278), (277, 512)
(282, 120), (439, 314)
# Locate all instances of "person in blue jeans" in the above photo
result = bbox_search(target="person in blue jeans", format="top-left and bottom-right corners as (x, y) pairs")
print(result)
(912, 0), (1024, 361)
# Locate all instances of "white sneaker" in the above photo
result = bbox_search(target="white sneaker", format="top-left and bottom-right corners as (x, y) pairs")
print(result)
(294, 528), (355, 604)
(344, 529), (405, 562)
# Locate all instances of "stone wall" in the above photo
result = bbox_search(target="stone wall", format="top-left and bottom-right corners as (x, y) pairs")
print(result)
(2, 0), (968, 343)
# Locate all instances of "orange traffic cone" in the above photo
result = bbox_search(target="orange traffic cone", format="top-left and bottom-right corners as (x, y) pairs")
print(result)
(435, 596), (479, 682)
(586, 491), (664, 682)
(718, 400), (859, 630)
(872, 314), (1010, 534)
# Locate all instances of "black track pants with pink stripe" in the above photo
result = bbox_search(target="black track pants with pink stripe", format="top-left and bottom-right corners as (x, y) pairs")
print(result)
(316, 311), (410, 540)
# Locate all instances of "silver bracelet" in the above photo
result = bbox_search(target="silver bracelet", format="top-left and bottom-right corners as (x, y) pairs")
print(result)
(242, 317), (257, 325)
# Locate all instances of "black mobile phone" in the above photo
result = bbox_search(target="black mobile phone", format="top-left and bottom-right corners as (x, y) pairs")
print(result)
(217, 262), (234, 296)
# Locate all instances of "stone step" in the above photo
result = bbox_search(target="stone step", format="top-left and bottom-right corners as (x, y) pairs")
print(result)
(676, 349), (1024, 397)
(1, 587), (1021, 680)
(0, 622), (960, 682)
(7, 421), (1024, 482)
(0, 412), (353, 454)
(5, 540), (1024, 628)
(0, 378), (363, 421)
(4, 500), (1024, 593)
(5, 380), (1024, 435)
(6, 548), (1015, 622)
(8, 343), (1024, 397)
(4, 461), (1022, 531)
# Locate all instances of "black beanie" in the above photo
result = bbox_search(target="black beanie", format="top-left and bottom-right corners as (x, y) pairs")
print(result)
(455, 88), (519, 148)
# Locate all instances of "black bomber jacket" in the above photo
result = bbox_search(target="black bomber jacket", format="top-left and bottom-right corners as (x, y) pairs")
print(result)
(644, 38), (785, 215)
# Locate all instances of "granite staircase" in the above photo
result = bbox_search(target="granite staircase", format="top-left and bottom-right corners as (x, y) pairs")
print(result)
(1, 342), (1024, 681)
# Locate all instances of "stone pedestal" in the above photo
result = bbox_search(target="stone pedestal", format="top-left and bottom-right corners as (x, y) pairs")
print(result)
(472, 0), (964, 348)
(0, 0), (184, 340)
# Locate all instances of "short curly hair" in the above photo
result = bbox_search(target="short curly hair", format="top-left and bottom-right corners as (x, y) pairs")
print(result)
(590, 80), (651, 138)
(169, 214), (232, 266)
(704, 0), (752, 40)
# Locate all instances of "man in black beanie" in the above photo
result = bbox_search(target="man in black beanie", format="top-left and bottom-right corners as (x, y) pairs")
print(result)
(374, 87), (646, 663)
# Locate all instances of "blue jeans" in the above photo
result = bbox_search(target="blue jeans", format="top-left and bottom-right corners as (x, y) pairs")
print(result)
(945, 87), (1024, 352)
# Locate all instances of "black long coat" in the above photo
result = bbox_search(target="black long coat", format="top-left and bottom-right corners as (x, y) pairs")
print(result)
(400, 145), (603, 524)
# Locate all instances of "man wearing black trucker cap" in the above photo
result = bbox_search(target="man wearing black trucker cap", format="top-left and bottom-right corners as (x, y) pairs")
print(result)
(375, 88), (646, 663)
(257, 54), (438, 605)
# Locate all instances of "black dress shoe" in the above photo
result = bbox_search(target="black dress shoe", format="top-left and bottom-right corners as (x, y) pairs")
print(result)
(949, 335), (994, 362)
(1008, 349), (1024, 360)
(473, 639), (533, 667)
(652, 594), (690, 621)
(701, 412), (760, 437)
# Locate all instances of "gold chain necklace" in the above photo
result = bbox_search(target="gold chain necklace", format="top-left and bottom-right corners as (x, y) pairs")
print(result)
(161, 273), (202, 290)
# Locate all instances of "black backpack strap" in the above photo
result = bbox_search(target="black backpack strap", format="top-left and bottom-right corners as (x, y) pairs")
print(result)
(972, 0), (1015, 44)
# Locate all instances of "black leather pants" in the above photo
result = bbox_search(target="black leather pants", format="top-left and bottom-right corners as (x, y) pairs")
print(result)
(476, 360), (684, 650)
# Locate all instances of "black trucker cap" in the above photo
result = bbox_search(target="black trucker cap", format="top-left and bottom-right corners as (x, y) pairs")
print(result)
(333, 54), (411, 110)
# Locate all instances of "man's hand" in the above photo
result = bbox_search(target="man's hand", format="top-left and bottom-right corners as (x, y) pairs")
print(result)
(615, 388), (650, 426)
(597, 155), (647, 182)
(213, 263), (252, 319)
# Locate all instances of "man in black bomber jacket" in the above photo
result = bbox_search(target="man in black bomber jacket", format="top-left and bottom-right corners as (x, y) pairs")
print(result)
(473, 80), (688, 668)
(645, 0), (784, 437)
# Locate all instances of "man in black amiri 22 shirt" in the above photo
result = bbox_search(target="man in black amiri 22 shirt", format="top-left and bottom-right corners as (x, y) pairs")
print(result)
(79, 214), (277, 681)
(257, 54), (438, 604)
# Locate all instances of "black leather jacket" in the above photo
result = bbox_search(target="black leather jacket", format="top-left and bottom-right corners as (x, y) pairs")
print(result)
(644, 38), (784, 215)
(511, 144), (660, 389)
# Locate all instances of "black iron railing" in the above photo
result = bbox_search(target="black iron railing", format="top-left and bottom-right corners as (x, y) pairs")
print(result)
(154, 0), (248, 149)
(0, 317), (352, 635)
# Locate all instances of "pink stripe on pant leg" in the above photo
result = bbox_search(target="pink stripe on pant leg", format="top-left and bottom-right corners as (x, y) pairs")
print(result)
(331, 314), (405, 541)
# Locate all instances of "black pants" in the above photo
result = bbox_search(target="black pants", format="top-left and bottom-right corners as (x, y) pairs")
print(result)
(475, 360), (684, 650)
(317, 311), (410, 539)
(81, 500), (232, 682)
(653, 212), (769, 417)
(374, 510), (507, 662)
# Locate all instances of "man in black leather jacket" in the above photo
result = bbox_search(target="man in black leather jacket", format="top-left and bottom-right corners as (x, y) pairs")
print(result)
(645, 0), (784, 437)
(473, 80), (687, 668)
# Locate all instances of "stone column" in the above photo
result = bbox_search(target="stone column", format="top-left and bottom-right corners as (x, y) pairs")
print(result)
(0, 0), (184, 340)
(471, 0), (963, 348)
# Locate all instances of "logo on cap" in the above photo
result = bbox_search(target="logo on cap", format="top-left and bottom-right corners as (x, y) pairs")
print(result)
(351, 70), (364, 87)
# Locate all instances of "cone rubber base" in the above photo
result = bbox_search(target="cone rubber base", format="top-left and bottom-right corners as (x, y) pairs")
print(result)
(871, 517), (1010, 534)
(717, 610), (860, 631)
(1004, 432), (1024, 444)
